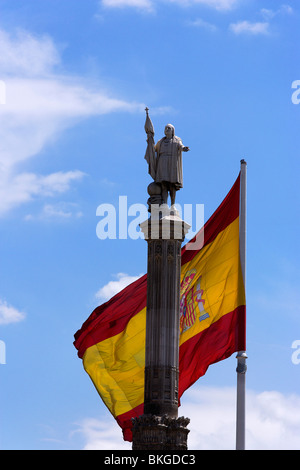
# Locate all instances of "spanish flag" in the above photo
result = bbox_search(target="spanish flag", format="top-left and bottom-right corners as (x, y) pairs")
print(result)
(74, 173), (246, 442)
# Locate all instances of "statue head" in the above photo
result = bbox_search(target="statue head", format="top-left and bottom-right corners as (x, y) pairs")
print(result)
(164, 124), (175, 139)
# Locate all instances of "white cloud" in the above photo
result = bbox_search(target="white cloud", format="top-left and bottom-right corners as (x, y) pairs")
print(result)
(0, 29), (60, 77)
(229, 4), (293, 37)
(25, 201), (84, 221)
(0, 77), (140, 172)
(181, 386), (300, 450)
(0, 170), (85, 216)
(229, 21), (270, 35)
(72, 418), (131, 450)
(100, 0), (240, 12)
(186, 18), (218, 32)
(42, 202), (83, 219)
(170, 0), (239, 11)
(102, 0), (153, 10)
(0, 299), (26, 325)
(95, 273), (143, 302)
(0, 28), (144, 216)
(260, 4), (293, 20)
(260, 8), (277, 20)
(74, 386), (300, 450)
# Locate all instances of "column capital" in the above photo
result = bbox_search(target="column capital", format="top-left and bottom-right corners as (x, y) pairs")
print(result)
(140, 209), (190, 242)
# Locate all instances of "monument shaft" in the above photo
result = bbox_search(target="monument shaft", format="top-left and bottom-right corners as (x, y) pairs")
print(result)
(132, 215), (190, 450)
(144, 236), (182, 417)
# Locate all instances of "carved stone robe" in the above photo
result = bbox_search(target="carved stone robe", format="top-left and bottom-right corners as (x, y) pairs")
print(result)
(154, 136), (184, 190)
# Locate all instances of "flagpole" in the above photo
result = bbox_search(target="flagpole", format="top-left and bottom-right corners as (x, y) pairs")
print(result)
(236, 159), (247, 450)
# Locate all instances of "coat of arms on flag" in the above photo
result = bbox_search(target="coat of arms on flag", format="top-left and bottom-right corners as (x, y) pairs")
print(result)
(180, 270), (210, 333)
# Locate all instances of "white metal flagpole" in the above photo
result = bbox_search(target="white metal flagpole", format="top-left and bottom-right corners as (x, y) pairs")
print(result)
(236, 159), (247, 450)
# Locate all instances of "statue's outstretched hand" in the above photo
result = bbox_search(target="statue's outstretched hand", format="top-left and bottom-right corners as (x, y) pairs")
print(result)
(183, 146), (190, 152)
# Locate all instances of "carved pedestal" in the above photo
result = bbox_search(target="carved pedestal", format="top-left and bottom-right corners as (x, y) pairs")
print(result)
(132, 415), (190, 451)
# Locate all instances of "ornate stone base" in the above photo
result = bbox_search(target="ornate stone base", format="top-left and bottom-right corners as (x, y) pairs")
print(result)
(131, 415), (190, 451)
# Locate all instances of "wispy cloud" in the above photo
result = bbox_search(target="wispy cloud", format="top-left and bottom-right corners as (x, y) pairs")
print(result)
(73, 386), (300, 450)
(229, 20), (270, 35)
(0, 299), (26, 325)
(0, 28), (144, 216)
(182, 386), (300, 450)
(42, 202), (83, 219)
(101, 0), (154, 11)
(186, 17), (218, 32)
(95, 272), (143, 302)
(72, 418), (131, 450)
(260, 4), (293, 20)
(0, 29), (60, 78)
(25, 201), (84, 221)
(229, 4), (293, 36)
(0, 170), (85, 217)
(100, 0), (240, 12)
(170, 0), (239, 11)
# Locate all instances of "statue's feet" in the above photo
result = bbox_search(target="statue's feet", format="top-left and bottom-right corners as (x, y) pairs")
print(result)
(170, 204), (180, 217)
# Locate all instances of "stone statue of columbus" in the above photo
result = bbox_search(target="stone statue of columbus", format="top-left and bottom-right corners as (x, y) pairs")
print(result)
(144, 108), (190, 210)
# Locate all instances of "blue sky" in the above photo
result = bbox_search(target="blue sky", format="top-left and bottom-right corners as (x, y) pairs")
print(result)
(0, 0), (299, 450)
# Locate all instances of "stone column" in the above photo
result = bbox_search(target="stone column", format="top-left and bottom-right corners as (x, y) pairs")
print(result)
(132, 207), (190, 450)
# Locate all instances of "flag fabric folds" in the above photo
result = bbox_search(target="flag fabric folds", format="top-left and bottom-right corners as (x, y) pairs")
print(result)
(144, 111), (156, 180)
(74, 173), (246, 442)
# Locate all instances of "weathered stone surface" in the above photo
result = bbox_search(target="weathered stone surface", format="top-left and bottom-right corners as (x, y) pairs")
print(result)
(132, 415), (190, 451)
